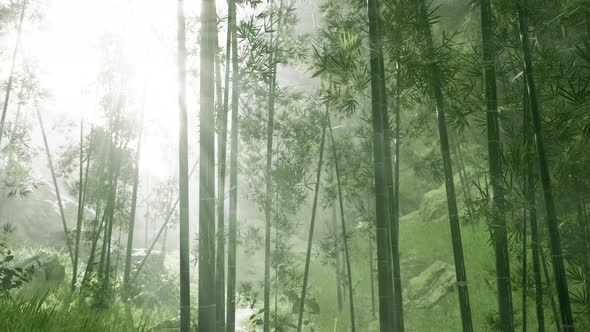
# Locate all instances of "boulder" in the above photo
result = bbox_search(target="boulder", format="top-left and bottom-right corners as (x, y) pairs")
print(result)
(9, 251), (65, 298)
(0, 180), (81, 242)
(15, 251), (65, 283)
(418, 185), (448, 223)
(406, 260), (456, 309)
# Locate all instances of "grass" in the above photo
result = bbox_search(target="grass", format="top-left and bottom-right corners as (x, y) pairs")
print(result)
(0, 282), (163, 332)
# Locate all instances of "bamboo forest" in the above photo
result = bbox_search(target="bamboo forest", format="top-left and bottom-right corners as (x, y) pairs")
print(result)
(2, 0), (590, 331)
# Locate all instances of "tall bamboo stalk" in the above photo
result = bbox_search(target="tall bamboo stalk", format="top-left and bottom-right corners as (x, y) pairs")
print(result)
(541, 249), (562, 331)
(225, 0), (239, 327)
(123, 106), (145, 297)
(36, 106), (74, 265)
(131, 162), (198, 282)
(369, 229), (376, 319)
(417, 1), (473, 330)
(328, 113), (356, 331)
(523, 198), (528, 332)
(113, 227), (122, 281)
(480, 1), (514, 330)
(390, 61), (404, 331)
(0, 0), (27, 147)
(264, 1), (284, 330)
(528, 180), (545, 332)
(296, 113), (327, 332)
(103, 142), (124, 292)
(177, 0), (191, 330)
(72, 115), (85, 292)
(81, 201), (106, 288)
(576, 199), (590, 318)
(515, 1), (574, 329)
(215, 2), (234, 328)
(523, 79), (538, 332)
(330, 188), (343, 313)
(367, 0), (395, 330)
(74, 127), (93, 286)
(199, 0), (218, 330)
(381, 56), (404, 332)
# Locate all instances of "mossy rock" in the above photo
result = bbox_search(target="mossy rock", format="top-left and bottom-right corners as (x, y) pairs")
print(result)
(13, 251), (65, 297)
(405, 260), (456, 309)
(418, 184), (449, 223)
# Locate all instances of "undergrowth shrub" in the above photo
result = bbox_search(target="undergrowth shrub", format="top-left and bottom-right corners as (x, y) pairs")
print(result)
(0, 283), (158, 331)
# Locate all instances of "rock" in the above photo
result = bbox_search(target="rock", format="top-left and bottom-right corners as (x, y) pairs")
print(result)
(399, 210), (420, 224)
(131, 248), (164, 271)
(406, 260), (456, 309)
(15, 251), (65, 283)
(0, 180), (80, 242)
(10, 251), (65, 298)
(418, 185), (448, 223)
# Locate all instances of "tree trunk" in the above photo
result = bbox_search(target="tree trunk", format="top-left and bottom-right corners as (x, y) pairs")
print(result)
(36, 106), (74, 265)
(328, 113), (356, 331)
(81, 201), (105, 288)
(541, 249), (562, 331)
(145, 179), (150, 247)
(576, 199), (590, 318)
(161, 226), (169, 255)
(113, 227), (122, 281)
(456, 141), (475, 222)
(264, 1), (284, 330)
(381, 58), (404, 332)
(417, 1), (474, 330)
(274, 143), (280, 329)
(99, 174), (115, 282)
(331, 190), (343, 313)
(177, 0), (191, 330)
(515, 1), (574, 330)
(103, 151), (123, 292)
(101, 128), (127, 293)
(72, 116), (85, 292)
(199, 0), (217, 330)
(215, 2), (233, 328)
(389, 61), (404, 331)
(0, 0), (27, 146)
(528, 187), (545, 332)
(296, 112), (327, 332)
(226, 0), (239, 327)
(480, 1), (514, 330)
(132, 162), (198, 282)
(75, 128), (92, 286)
(451, 136), (474, 222)
(367, 0), (395, 330)
(523, 203), (528, 332)
(523, 77), (540, 332)
(369, 228), (376, 319)
(123, 108), (144, 297)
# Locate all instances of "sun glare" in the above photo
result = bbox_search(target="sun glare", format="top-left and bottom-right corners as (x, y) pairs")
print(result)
(20, 0), (207, 178)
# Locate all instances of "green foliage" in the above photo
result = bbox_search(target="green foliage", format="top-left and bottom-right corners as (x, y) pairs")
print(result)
(0, 224), (34, 298)
(0, 291), (153, 332)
